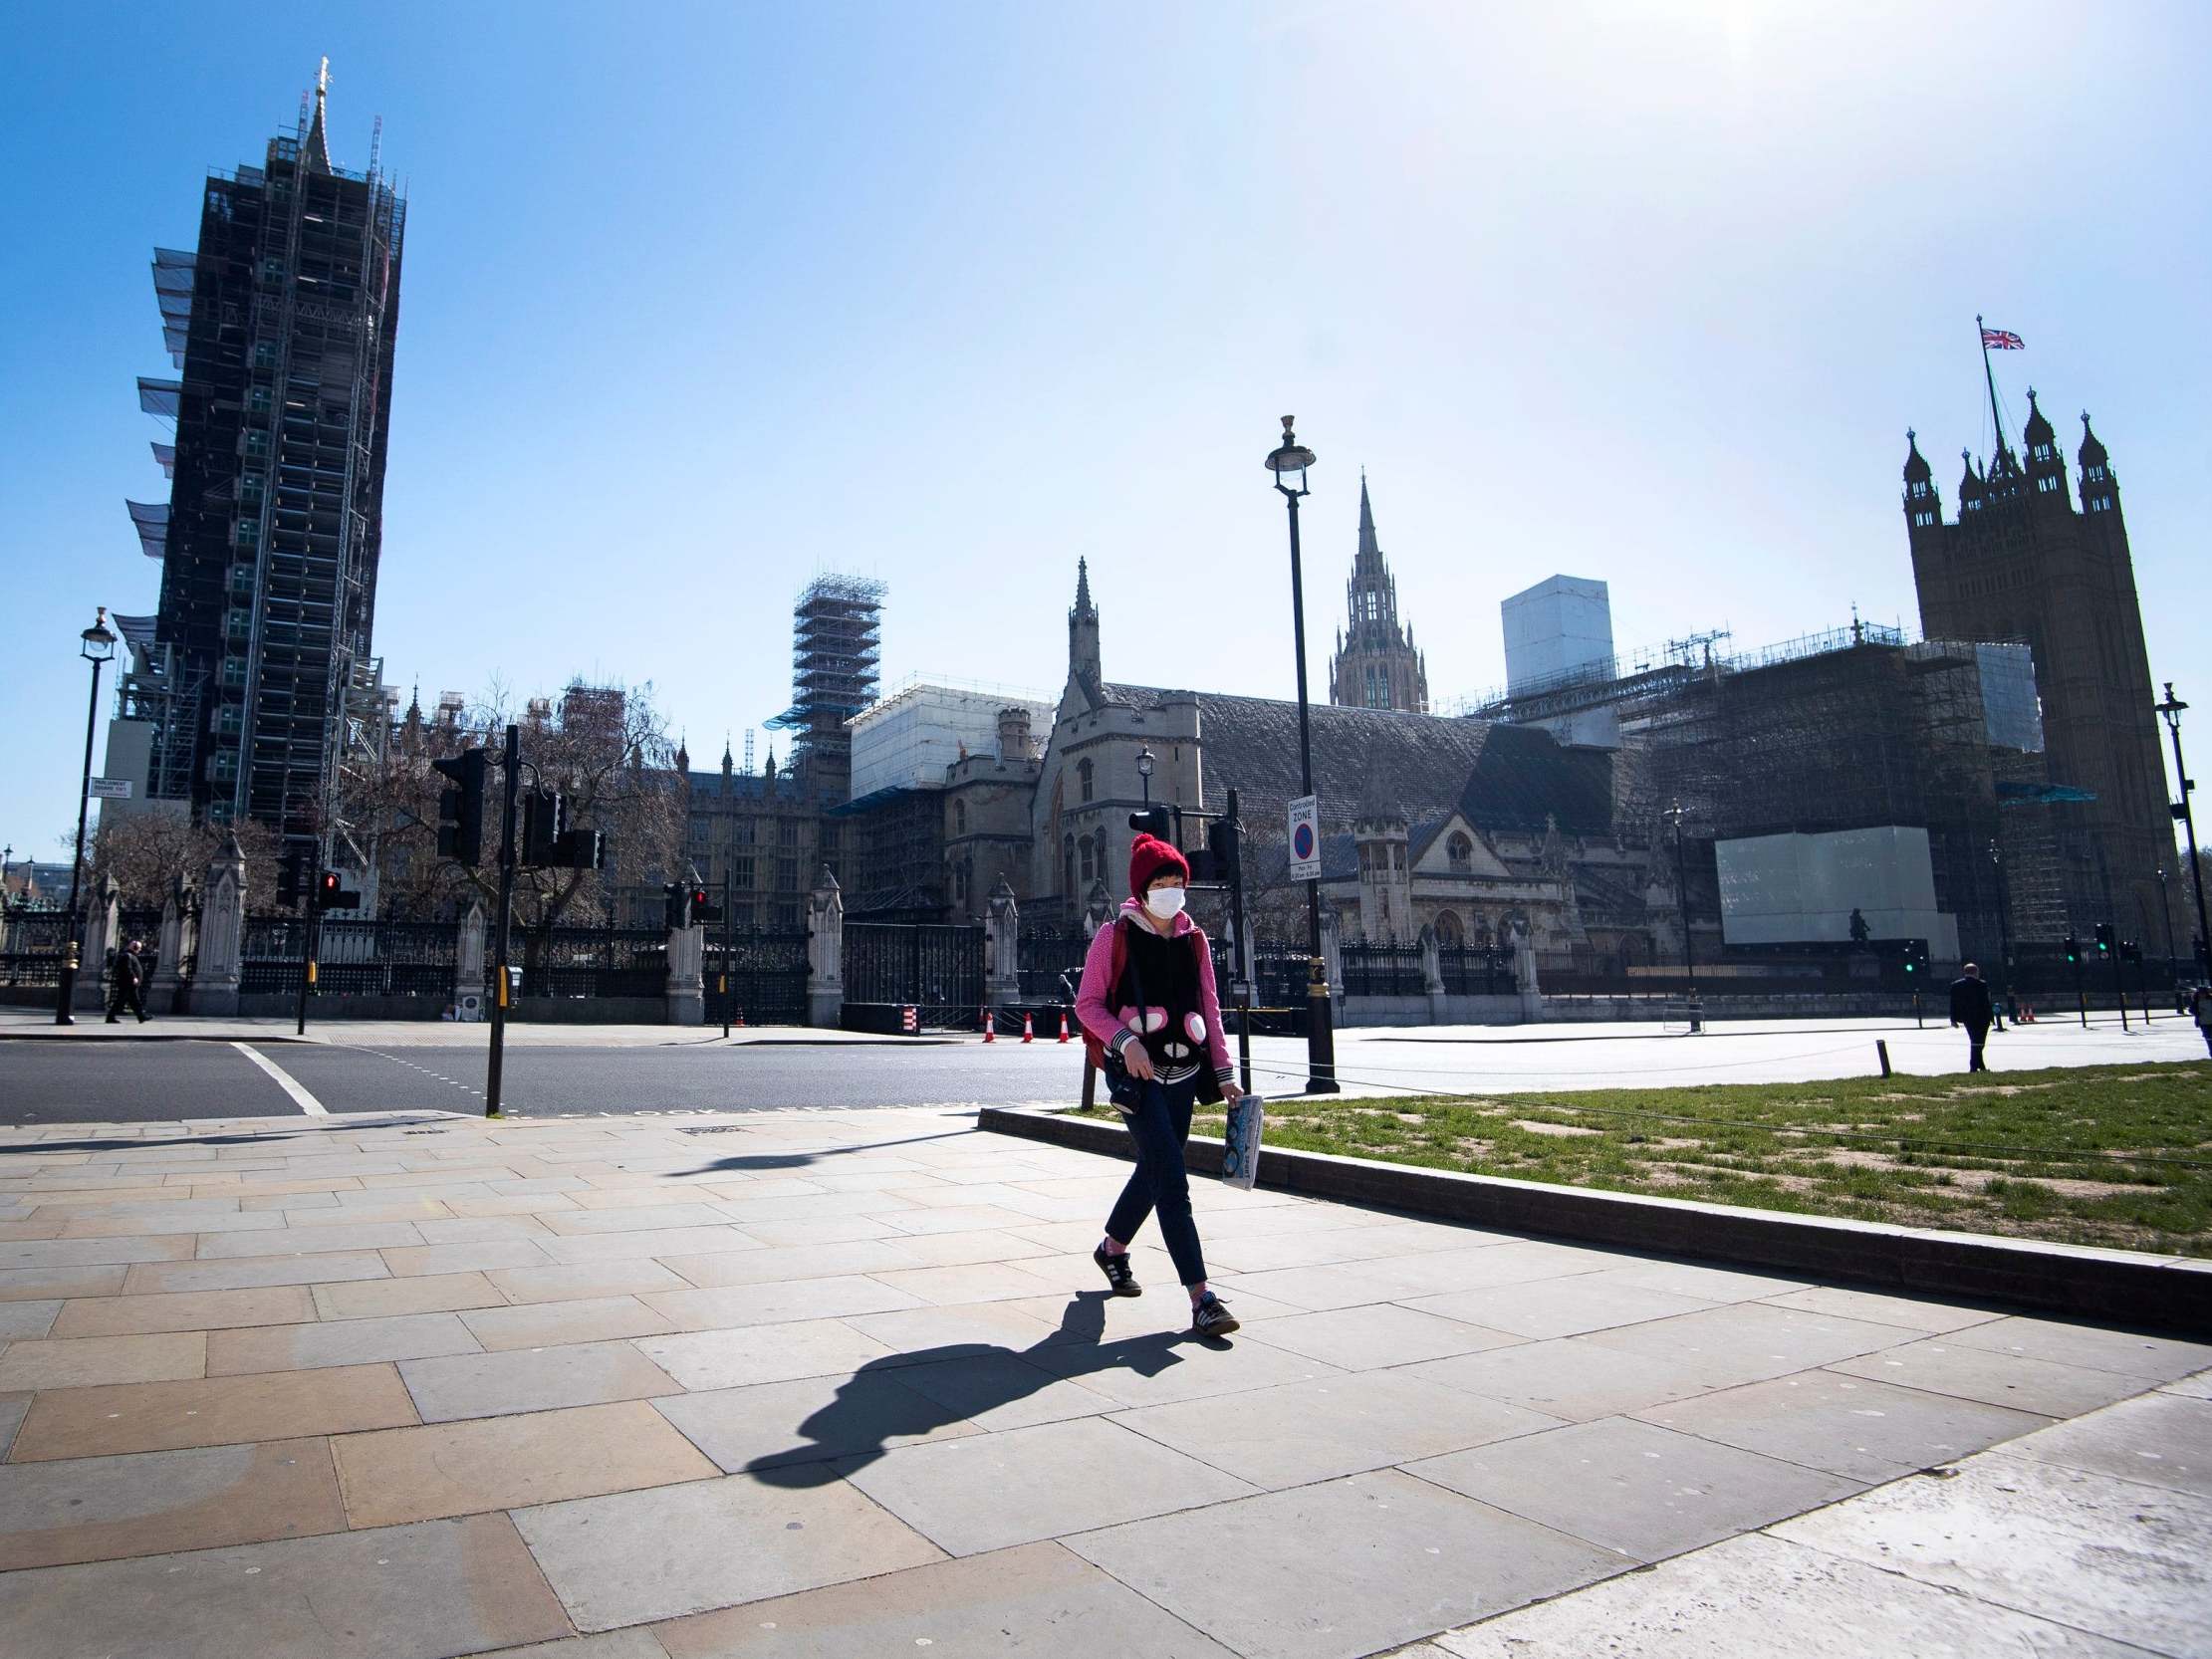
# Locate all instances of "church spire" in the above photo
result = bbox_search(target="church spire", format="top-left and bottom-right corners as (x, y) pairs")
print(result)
(303, 57), (334, 173)
(1068, 558), (1103, 699)
(1328, 472), (1428, 713)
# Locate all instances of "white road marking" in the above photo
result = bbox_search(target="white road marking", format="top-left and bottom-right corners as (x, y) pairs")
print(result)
(233, 1042), (329, 1116)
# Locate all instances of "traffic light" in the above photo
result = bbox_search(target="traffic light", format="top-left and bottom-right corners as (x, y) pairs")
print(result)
(276, 847), (308, 908)
(2119, 939), (2142, 964)
(521, 788), (564, 868)
(431, 749), (488, 867)
(690, 884), (721, 925)
(1901, 938), (1926, 976)
(1200, 815), (1242, 889)
(2093, 922), (2115, 957)
(554, 828), (607, 871)
(663, 882), (692, 931)
(1127, 806), (1172, 841)
(2063, 935), (2080, 965)
(314, 869), (361, 912)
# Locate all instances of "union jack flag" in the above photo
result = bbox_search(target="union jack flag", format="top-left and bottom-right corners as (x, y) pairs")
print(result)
(1981, 327), (2024, 350)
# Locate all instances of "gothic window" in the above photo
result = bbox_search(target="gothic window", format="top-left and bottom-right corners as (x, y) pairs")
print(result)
(954, 862), (968, 904)
(1434, 910), (1464, 946)
(954, 800), (967, 835)
(1063, 834), (1076, 895)
(1078, 759), (1095, 803)
(1079, 835), (1096, 884)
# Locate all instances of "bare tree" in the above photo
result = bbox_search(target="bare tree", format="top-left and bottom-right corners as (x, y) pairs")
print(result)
(351, 679), (685, 960)
(86, 814), (284, 912)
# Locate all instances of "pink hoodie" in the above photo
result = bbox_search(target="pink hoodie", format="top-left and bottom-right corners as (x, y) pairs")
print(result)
(1075, 899), (1236, 1086)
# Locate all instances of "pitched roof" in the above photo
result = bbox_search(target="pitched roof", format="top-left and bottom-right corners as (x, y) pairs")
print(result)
(1098, 686), (1611, 840)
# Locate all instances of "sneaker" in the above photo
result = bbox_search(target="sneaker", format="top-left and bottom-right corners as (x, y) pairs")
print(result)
(1190, 1295), (1240, 1337)
(1093, 1245), (1141, 1297)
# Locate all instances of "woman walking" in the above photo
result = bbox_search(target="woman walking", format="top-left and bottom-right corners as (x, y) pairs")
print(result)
(1077, 833), (1244, 1336)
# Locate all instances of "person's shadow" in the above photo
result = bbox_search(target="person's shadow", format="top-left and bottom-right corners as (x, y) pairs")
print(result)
(751, 1290), (1220, 1488)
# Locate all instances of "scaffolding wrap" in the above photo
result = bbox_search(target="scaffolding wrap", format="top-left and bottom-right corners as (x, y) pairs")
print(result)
(150, 442), (175, 478)
(151, 248), (196, 368)
(136, 377), (181, 419)
(125, 500), (169, 561)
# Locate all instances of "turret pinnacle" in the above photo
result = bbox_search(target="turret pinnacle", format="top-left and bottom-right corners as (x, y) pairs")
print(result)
(1357, 470), (1378, 562)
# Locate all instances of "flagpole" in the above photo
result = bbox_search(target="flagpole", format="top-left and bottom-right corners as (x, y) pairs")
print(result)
(1976, 313), (2007, 459)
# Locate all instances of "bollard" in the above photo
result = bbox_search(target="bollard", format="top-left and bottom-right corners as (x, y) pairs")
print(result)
(1875, 1039), (1892, 1077)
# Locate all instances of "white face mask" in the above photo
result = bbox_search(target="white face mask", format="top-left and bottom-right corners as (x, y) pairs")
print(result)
(1144, 886), (1187, 921)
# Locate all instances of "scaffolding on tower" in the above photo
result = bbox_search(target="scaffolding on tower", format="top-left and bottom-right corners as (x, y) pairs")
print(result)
(767, 575), (885, 797)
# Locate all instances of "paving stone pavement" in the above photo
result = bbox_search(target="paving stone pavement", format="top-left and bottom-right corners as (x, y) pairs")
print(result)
(0, 1105), (2205, 1659)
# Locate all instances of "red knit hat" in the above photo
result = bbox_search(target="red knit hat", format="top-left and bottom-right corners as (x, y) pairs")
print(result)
(1129, 833), (1189, 897)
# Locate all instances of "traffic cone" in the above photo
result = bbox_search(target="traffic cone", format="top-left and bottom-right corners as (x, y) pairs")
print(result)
(1021, 1012), (1036, 1043)
(1056, 1011), (1072, 1043)
(982, 1007), (995, 1043)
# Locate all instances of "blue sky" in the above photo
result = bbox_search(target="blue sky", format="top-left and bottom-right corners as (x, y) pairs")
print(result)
(4, 1), (2208, 857)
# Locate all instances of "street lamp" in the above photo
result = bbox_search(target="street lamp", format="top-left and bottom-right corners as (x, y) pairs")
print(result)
(1135, 747), (1155, 806)
(55, 606), (119, 1025)
(1267, 415), (1337, 1093)
(2156, 683), (2211, 981)
(1663, 798), (1702, 1031)
(2156, 866), (2179, 988)
(1989, 836), (2012, 1029)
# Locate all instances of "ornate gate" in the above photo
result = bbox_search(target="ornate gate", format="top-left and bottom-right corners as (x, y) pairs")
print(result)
(843, 922), (984, 1031)
(704, 930), (811, 1027)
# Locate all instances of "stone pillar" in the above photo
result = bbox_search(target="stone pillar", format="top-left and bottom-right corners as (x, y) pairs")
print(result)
(985, 879), (1022, 1009)
(665, 868), (706, 1026)
(1419, 921), (1447, 1025)
(76, 877), (122, 1013)
(1513, 918), (1543, 1019)
(456, 900), (487, 1017)
(807, 866), (845, 1029)
(192, 833), (247, 1017)
(148, 874), (196, 1016)
(1083, 878), (1115, 937)
(1319, 904), (1345, 1003)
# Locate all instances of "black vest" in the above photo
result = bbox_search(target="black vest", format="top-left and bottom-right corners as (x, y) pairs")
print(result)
(1115, 920), (1203, 1070)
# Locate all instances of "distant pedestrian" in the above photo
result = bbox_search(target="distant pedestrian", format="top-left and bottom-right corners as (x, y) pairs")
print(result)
(2194, 986), (2212, 1058)
(107, 938), (149, 1025)
(1948, 961), (1994, 1071)
(1076, 833), (1243, 1338)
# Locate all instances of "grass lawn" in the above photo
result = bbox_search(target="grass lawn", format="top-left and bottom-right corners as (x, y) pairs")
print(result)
(1078, 1062), (2212, 1257)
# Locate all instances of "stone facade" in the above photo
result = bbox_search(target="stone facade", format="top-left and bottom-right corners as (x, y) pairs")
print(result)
(1018, 562), (1658, 954)
(676, 743), (837, 933)
(1903, 400), (2177, 943)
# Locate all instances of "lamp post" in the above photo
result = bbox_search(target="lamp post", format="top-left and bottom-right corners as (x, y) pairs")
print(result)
(2156, 683), (2210, 981)
(1664, 798), (1701, 1032)
(1267, 415), (1338, 1093)
(1989, 836), (2012, 1029)
(1136, 747), (1154, 806)
(55, 607), (119, 1025)
(2156, 866), (2179, 993)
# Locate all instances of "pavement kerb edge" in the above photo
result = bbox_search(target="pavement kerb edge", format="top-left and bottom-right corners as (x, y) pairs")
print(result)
(977, 1104), (2212, 1336)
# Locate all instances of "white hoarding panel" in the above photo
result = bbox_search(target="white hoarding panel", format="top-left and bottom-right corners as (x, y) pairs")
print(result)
(1717, 826), (1955, 957)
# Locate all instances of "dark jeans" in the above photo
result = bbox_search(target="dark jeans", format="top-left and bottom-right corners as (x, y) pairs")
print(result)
(1105, 1074), (1206, 1288)
(1963, 1020), (1990, 1071)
